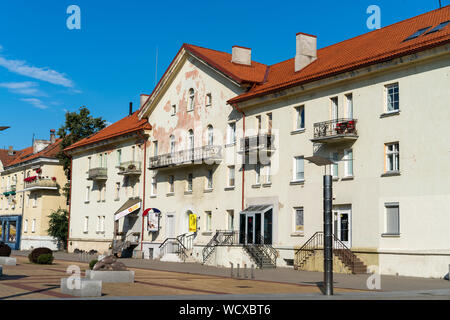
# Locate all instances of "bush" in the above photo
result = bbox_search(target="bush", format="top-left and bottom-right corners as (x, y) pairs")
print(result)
(29, 247), (53, 263)
(37, 253), (54, 265)
(89, 259), (98, 270)
(0, 242), (11, 257)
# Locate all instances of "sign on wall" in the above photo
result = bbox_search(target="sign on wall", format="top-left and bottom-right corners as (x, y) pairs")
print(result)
(189, 213), (197, 232)
(114, 202), (141, 221)
(147, 209), (159, 232)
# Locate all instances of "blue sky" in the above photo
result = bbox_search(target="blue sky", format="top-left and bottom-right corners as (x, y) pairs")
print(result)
(0, 0), (446, 150)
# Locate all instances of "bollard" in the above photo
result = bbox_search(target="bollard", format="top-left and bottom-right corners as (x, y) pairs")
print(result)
(230, 262), (234, 278)
(237, 263), (240, 278)
(251, 264), (255, 279)
(244, 263), (247, 279)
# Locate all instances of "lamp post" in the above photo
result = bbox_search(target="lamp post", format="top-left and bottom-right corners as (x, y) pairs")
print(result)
(305, 155), (334, 295)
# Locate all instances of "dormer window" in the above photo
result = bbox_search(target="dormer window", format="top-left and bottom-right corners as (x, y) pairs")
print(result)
(188, 88), (195, 111)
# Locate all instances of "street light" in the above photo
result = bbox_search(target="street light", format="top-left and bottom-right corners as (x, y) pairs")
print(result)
(304, 155), (334, 296)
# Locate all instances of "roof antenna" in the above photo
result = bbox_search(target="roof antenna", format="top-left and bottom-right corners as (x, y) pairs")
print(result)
(155, 46), (158, 87)
(439, 0), (442, 8)
(32, 133), (35, 145)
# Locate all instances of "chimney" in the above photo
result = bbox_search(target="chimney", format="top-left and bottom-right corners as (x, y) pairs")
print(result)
(295, 32), (317, 72)
(50, 129), (56, 144)
(231, 46), (252, 66)
(8, 146), (14, 156)
(129, 102), (133, 116)
(140, 94), (149, 109)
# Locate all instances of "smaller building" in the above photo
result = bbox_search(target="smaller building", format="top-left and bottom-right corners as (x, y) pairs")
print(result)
(0, 130), (68, 250)
(65, 107), (151, 256)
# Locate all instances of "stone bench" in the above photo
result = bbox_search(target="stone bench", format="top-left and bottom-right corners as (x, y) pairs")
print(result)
(0, 257), (16, 266)
(85, 270), (135, 283)
(60, 278), (102, 297)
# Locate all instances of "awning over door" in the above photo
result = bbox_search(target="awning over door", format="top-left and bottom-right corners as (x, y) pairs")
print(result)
(239, 204), (273, 215)
(114, 197), (141, 221)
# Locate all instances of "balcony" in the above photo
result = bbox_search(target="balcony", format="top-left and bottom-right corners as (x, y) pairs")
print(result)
(239, 133), (275, 154)
(311, 118), (358, 143)
(88, 167), (108, 180)
(149, 145), (222, 170)
(117, 161), (142, 176)
(24, 178), (57, 191)
(2, 184), (16, 196)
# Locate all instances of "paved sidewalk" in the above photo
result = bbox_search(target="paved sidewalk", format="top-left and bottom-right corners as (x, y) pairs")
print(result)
(12, 250), (450, 293)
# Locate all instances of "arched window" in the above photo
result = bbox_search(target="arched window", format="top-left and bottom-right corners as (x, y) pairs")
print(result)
(188, 88), (195, 111)
(170, 135), (175, 154)
(188, 130), (194, 150)
(207, 125), (214, 146)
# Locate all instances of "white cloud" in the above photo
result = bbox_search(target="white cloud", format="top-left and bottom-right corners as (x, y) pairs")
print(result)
(21, 98), (49, 110)
(0, 56), (74, 87)
(0, 81), (46, 96)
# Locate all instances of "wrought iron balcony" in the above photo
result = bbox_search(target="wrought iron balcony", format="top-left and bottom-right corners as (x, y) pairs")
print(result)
(117, 161), (142, 176)
(239, 133), (275, 154)
(24, 178), (57, 191)
(88, 167), (108, 180)
(311, 118), (358, 143)
(149, 145), (222, 170)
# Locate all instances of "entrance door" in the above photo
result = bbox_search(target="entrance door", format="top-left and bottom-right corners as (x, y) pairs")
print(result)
(334, 207), (351, 247)
(165, 213), (176, 253)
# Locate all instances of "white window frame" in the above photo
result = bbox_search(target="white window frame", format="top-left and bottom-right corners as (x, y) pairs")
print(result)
(385, 142), (400, 172)
(115, 182), (120, 201)
(331, 152), (339, 178)
(187, 173), (193, 192)
(384, 203), (400, 235)
(24, 219), (28, 233)
(344, 149), (354, 177)
(206, 93), (212, 106)
(205, 211), (212, 232)
(151, 176), (157, 196)
(188, 88), (195, 111)
(168, 175), (174, 193)
(227, 122), (236, 145)
(206, 170), (213, 190)
(85, 186), (91, 203)
(83, 216), (89, 233)
(293, 156), (304, 182)
(345, 93), (353, 119)
(295, 105), (305, 130)
(227, 210), (234, 230)
(385, 83), (399, 112)
(265, 163), (271, 184)
(31, 219), (36, 233)
(293, 207), (304, 233)
(255, 163), (261, 185)
(228, 166), (235, 187)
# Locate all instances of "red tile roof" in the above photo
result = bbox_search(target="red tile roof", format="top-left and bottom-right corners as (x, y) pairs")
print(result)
(0, 149), (19, 167)
(229, 6), (450, 103)
(64, 111), (151, 152)
(6, 139), (62, 167)
(183, 44), (268, 84)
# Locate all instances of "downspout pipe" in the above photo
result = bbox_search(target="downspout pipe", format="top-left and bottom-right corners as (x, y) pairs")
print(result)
(138, 130), (149, 253)
(66, 156), (73, 251)
(231, 103), (246, 211)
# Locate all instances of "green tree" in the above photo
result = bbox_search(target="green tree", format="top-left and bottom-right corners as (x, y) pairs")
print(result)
(57, 106), (106, 199)
(47, 208), (69, 250)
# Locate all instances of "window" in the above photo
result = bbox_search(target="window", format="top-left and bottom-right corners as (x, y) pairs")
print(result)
(255, 116), (261, 134)
(293, 156), (304, 181)
(332, 152), (339, 178)
(206, 93), (212, 106)
(168, 175), (174, 193)
(99, 153), (103, 167)
(96, 216), (101, 232)
(295, 105), (305, 130)
(294, 207), (304, 232)
(188, 88), (195, 111)
(265, 163), (271, 184)
(403, 26), (431, 41)
(206, 170), (213, 189)
(171, 104), (177, 115)
(267, 113), (272, 134)
(385, 203), (399, 235)
(425, 20), (450, 35)
(227, 122), (236, 144)
(345, 93), (353, 119)
(83, 216), (89, 233)
(115, 182), (120, 200)
(85, 186), (90, 202)
(331, 97), (338, 120)
(117, 150), (122, 166)
(170, 135), (175, 154)
(255, 163), (261, 184)
(385, 143), (400, 172)
(31, 219), (36, 233)
(344, 149), (354, 177)
(386, 83), (399, 112)
(228, 166), (235, 187)
(151, 176), (157, 195)
(227, 210), (234, 230)
(100, 216), (105, 233)
(207, 125), (214, 146)
(87, 157), (91, 171)
(205, 211), (212, 231)
(132, 146), (136, 162)
(188, 130), (194, 150)
(32, 194), (37, 207)
(24, 219), (28, 233)
(187, 173), (193, 192)
(153, 141), (158, 156)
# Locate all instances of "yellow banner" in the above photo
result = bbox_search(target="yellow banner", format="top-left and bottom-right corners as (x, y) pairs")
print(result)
(189, 214), (197, 232)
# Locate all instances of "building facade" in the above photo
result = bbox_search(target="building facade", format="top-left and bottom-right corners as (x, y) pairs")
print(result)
(0, 130), (68, 250)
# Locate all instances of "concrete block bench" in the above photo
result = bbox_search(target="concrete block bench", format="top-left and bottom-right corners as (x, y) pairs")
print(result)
(60, 278), (102, 297)
(85, 270), (135, 283)
(0, 257), (16, 266)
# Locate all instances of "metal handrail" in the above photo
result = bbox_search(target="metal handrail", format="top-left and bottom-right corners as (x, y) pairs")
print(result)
(313, 118), (357, 140)
(149, 145), (222, 169)
(243, 233), (277, 268)
(159, 237), (188, 262)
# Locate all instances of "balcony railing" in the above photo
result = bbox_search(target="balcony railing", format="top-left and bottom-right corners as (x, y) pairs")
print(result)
(2, 184), (17, 196)
(24, 178), (57, 191)
(117, 161), (142, 176)
(88, 167), (108, 180)
(311, 118), (358, 143)
(149, 145), (222, 170)
(239, 133), (275, 154)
